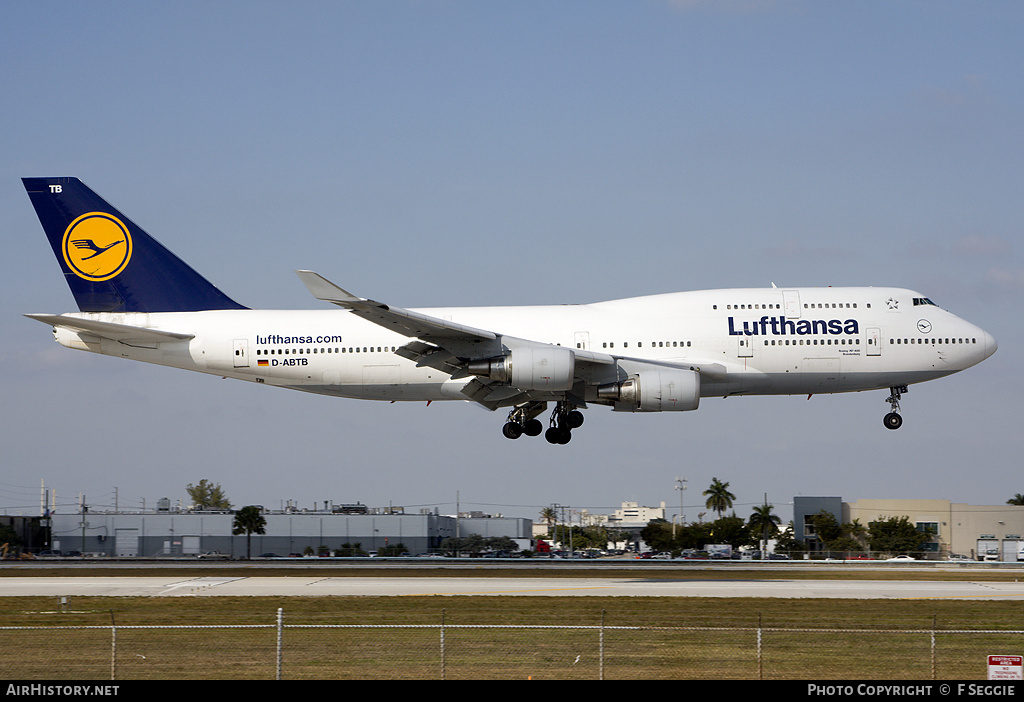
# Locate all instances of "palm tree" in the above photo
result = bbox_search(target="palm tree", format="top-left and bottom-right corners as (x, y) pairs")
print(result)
(748, 503), (781, 545)
(1007, 494), (1024, 506)
(703, 478), (736, 518)
(232, 505), (267, 559)
(540, 507), (558, 529)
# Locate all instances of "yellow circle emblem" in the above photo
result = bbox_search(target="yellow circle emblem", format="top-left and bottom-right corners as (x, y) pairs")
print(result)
(62, 212), (133, 282)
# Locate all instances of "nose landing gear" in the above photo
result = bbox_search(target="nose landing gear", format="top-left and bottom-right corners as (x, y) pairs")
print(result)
(883, 385), (907, 430)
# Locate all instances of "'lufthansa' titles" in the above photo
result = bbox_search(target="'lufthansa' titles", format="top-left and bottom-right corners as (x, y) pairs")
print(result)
(728, 315), (859, 336)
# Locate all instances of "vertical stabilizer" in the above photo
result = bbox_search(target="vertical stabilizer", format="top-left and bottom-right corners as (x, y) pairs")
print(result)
(23, 177), (246, 312)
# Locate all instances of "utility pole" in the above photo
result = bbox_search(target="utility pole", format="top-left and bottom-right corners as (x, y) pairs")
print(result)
(552, 503), (568, 554)
(80, 494), (87, 554)
(674, 477), (687, 536)
(761, 492), (770, 555)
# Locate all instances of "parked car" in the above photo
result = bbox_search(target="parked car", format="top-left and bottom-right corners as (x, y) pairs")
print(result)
(196, 551), (230, 560)
(885, 555), (916, 562)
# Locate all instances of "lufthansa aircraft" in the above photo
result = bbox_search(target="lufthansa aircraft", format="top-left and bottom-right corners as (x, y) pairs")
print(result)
(24, 177), (997, 444)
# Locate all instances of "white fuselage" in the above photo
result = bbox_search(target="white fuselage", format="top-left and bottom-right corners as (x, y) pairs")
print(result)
(50, 286), (996, 406)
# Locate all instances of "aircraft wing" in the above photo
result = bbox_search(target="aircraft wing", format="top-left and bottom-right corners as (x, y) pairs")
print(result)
(298, 270), (615, 360)
(25, 314), (194, 346)
(296, 270), (498, 344)
(297, 270), (625, 408)
(296, 270), (728, 409)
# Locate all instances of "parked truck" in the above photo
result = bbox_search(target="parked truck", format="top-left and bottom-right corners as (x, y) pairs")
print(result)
(704, 544), (733, 559)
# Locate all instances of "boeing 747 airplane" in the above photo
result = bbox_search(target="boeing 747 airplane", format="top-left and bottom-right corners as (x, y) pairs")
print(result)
(24, 177), (997, 444)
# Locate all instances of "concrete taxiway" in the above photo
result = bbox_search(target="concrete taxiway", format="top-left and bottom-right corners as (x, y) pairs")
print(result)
(2, 575), (1024, 599)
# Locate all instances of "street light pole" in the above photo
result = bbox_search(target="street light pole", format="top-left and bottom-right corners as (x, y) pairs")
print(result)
(674, 477), (687, 537)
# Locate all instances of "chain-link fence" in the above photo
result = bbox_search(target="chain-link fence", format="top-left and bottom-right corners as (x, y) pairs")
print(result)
(3, 609), (1022, 680)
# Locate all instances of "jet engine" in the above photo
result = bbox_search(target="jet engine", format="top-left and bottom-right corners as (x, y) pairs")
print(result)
(598, 368), (700, 412)
(467, 345), (575, 391)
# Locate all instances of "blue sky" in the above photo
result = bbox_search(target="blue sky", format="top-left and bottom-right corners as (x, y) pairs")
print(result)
(2, 1), (1021, 526)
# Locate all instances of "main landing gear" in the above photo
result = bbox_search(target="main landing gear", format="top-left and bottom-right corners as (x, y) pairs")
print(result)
(883, 385), (908, 430)
(502, 401), (584, 444)
(544, 402), (584, 445)
(501, 401), (545, 440)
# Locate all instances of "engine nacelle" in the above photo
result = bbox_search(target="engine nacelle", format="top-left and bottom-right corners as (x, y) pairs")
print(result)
(598, 369), (700, 412)
(467, 345), (576, 391)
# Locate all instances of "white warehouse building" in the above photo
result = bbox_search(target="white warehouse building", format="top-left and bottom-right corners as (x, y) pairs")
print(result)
(47, 508), (531, 558)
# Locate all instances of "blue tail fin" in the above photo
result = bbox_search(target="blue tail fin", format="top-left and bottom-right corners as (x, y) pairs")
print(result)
(24, 177), (247, 313)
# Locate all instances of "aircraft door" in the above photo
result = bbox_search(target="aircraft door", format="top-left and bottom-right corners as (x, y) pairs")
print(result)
(233, 339), (250, 368)
(783, 290), (801, 318)
(574, 332), (590, 351)
(866, 328), (881, 356)
(738, 336), (753, 358)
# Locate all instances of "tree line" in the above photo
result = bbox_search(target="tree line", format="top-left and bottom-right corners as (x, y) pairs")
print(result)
(178, 478), (1018, 559)
(639, 478), (937, 557)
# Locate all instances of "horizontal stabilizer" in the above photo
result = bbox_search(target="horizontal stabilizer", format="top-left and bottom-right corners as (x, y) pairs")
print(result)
(25, 314), (194, 345)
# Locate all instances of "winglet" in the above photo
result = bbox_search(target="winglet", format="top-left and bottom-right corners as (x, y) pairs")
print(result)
(295, 270), (497, 343)
(295, 270), (380, 308)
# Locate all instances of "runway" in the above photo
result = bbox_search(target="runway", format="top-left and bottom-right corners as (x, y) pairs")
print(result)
(2, 575), (1024, 599)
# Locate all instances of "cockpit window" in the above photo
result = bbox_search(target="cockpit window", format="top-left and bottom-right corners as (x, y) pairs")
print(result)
(913, 297), (936, 306)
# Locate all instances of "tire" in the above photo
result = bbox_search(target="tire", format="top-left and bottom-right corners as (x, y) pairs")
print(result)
(502, 422), (524, 439)
(883, 412), (903, 430)
(545, 427), (572, 444)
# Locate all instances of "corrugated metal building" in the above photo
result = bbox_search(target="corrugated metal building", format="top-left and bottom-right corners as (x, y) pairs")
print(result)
(47, 509), (531, 558)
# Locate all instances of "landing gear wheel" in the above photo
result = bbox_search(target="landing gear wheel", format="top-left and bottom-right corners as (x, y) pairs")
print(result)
(502, 422), (524, 439)
(545, 426), (572, 445)
(883, 412), (903, 430)
(502, 401), (547, 440)
(544, 401), (583, 445)
(523, 419), (543, 436)
(883, 385), (908, 431)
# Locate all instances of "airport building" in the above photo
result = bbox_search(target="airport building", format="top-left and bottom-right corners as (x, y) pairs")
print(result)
(794, 497), (1024, 561)
(11, 496), (1024, 561)
(44, 505), (532, 558)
